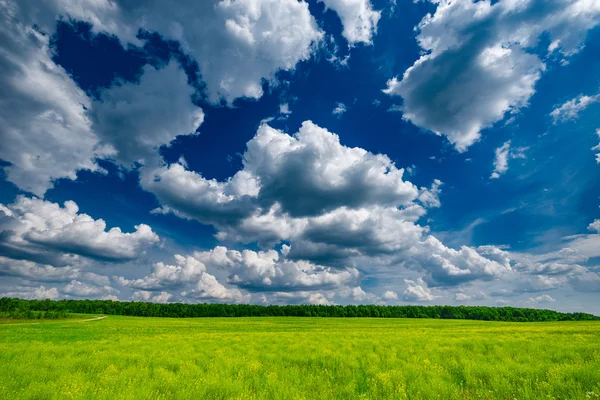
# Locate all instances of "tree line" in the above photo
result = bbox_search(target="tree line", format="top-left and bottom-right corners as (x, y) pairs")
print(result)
(1, 297), (598, 322)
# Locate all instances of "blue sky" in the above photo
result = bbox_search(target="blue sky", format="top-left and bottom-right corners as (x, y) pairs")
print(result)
(1, 0), (599, 312)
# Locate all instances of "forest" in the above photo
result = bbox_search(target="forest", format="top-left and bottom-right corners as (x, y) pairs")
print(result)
(1, 297), (598, 322)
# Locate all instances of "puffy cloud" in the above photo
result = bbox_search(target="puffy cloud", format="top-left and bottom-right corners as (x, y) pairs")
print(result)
(418, 179), (443, 208)
(193, 246), (360, 291)
(332, 102), (347, 116)
(144, 121), (422, 227)
(268, 291), (334, 305)
(131, 290), (172, 303)
(454, 291), (486, 302)
(1, 0), (321, 194)
(403, 278), (435, 302)
(63, 280), (117, 298)
(408, 237), (511, 287)
(0, 2), (112, 195)
(551, 94), (600, 124)
(0, 196), (159, 264)
(383, 0), (600, 151)
(0, 257), (80, 282)
(116, 253), (249, 303)
(141, 164), (259, 227)
(90, 62), (204, 167)
(339, 286), (378, 303)
(589, 219), (600, 234)
(115, 255), (207, 290)
(0, 256), (110, 288)
(143, 120), (512, 291)
(382, 290), (398, 301)
(50, 0), (323, 103)
(1, 285), (60, 300)
(320, 0), (381, 45)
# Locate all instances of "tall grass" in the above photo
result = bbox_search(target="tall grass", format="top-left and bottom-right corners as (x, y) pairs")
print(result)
(1, 317), (599, 399)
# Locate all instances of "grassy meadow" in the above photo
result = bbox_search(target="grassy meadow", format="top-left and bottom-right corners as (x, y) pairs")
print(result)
(1, 316), (599, 400)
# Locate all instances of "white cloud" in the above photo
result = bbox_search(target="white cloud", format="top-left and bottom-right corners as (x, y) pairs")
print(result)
(144, 121), (422, 226)
(589, 219), (600, 234)
(1, 0), (322, 195)
(490, 141), (527, 179)
(279, 103), (292, 117)
(63, 280), (117, 298)
(142, 120), (511, 291)
(382, 290), (398, 300)
(268, 291), (334, 305)
(320, 0), (381, 45)
(403, 278), (435, 302)
(408, 236), (511, 287)
(116, 253), (249, 303)
(53, 0), (323, 103)
(90, 62), (204, 167)
(0, 3), (112, 195)
(526, 294), (556, 305)
(551, 94), (600, 124)
(418, 179), (443, 208)
(193, 246), (360, 291)
(115, 254), (207, 290)
(132, 290), (172, 303)
(592, 129), (600, 163)
(0, 196), (159, 264)
(1, 285), (60, 300)
(383, 0), (600, 151)
(491, 141), (511, 179)
(339, 286), (378, 303)
(454, 291), (485, 302)
(332, 102), (347, 116)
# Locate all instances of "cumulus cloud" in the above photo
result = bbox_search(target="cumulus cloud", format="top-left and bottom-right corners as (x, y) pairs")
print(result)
(144, 121), (422, 226)
(116, 253), (249, 303)
(0, 196), (159, 265)
(143, 120), (512, 292)
(90, 62), (204, 167)
(382, 290), (398, 301)
(383, 0), (600, 151)
(48, 0), (323, 103)
(339, 286), (378, 303)
(63, 280), (117, 298)
(407, 236), (511, 287)
(403, 278), (435, 302)
(454, 291), (486, 302)
(132, 290), (172, 303)
(0, 256), (111, 289)
(320, 0), (381, 45)
(1, 285), (60, 300)
(193, 246), (360, 292)
(0, 2), (112, 195)
(551, 94), (600, 124)
(267, 291), (334, 305)
(0, 0), (322, 195)
(589, 219), (600, 234)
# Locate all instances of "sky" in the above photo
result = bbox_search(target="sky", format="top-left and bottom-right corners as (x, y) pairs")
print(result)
(1, 0), (600, 313)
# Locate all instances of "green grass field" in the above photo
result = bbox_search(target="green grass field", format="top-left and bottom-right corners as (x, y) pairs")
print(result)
(1, 316), (599, 399)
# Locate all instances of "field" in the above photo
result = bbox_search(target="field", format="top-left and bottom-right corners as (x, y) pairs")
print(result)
(1, 317), (599, 399)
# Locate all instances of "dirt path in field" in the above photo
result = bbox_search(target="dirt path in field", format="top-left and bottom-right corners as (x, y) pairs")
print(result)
(1, 315), (107, 326)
